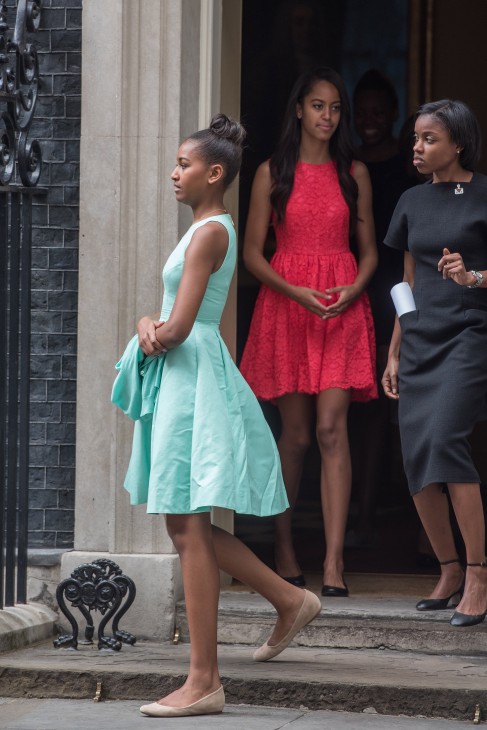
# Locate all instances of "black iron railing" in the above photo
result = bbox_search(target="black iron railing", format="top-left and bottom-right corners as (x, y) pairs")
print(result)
(0, 0), (44, 609)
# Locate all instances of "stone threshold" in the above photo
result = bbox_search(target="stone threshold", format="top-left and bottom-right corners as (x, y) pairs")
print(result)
(175, 583), (487, 656)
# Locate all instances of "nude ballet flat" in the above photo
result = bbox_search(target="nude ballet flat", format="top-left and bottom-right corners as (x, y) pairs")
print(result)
(140, 685), (225, 717)
(253, 589), (322, 662)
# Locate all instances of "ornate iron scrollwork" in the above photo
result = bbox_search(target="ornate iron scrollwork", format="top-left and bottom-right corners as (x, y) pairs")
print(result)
(54, 559), (137, 651)
(0, 0), (42, 186)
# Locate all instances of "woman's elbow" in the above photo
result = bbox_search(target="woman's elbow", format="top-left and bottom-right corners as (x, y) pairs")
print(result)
(243, 246), (260, 275)
(361, 246), (378, 273)
(242, 246), (252, 271)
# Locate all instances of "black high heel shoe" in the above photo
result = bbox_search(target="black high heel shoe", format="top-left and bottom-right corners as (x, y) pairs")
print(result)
(321, 583), (349, 597)
(415, 558), (465, 611)
(321, 574), (349, 597)
(450, 560), (487, 627)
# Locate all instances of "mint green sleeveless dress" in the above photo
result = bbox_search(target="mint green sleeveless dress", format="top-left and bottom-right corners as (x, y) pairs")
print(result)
(123, 214), (288, 516)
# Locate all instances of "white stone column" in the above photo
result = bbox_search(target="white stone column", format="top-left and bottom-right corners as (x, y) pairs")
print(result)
(208, 0), (243, 538)
(65, 0), (209, 641)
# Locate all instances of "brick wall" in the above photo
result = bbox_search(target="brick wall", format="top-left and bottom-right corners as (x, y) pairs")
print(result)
(6, 0), (82, 547)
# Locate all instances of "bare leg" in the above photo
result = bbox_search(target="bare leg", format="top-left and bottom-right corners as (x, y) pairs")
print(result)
(413, 484), (464, 599)
(274, 393), (313, 577)
(316, 388), (352, 589)
(158, 514), (318, 707)
(448, 483), (487, 616)
(157, 513), (221, 707)
(212, 524), (312, 645)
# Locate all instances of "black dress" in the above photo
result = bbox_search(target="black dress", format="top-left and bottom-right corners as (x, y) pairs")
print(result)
(385, 173), (487, 495)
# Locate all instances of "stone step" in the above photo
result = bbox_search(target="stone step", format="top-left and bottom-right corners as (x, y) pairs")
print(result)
(0, 640), (486, 722)
(1, 575), (486, 722)
(175, 581), (487, 657)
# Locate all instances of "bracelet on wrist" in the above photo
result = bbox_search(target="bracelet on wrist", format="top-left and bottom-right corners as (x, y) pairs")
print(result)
(467, 270), (484, 288)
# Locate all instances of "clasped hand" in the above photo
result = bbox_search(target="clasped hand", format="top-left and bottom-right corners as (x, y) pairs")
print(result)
(137, 316), (167, 356)
(293, 284), (360, 319)
(437, 247), (471, 286)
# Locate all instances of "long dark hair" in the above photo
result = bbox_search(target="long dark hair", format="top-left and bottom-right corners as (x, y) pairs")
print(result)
(417, 99), (481, 171)
(270, 67), (358, 230)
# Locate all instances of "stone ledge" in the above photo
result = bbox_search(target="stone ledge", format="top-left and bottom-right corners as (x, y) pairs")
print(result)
(175, 591), (487, 657)
(0, 604), (57, 653)
(28, 548), (71, 567)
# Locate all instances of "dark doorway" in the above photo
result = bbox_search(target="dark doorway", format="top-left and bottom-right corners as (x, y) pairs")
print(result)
(237, 0), (409, 242)
(235, 0), (429, 578)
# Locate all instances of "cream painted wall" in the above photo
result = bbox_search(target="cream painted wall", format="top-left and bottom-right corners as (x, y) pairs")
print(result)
(70, 0), (242, 638)
(76, 0), (201, 556)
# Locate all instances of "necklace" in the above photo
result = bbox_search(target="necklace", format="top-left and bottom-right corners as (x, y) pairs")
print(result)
(194, 208), (227, 222)
(455, 183), (464, 195)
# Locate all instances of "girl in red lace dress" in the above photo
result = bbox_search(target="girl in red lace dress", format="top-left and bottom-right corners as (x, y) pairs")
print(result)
(241, 67), (377, 595)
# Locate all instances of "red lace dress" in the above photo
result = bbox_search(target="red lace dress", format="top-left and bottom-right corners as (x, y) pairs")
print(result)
(240, 160), (377, 402)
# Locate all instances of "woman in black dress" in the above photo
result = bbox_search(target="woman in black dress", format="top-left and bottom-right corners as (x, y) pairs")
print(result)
(382, 99), (487, 627)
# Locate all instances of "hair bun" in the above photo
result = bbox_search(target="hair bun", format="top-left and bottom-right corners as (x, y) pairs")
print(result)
(210, 113), (246, 147)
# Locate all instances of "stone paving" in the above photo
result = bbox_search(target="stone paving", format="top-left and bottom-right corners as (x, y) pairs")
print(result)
(0, 698), (477, 730)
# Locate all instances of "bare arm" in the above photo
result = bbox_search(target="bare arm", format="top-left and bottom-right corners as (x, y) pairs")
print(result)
(323, 160), (378, 318)
(243, 161), (330, 317)
(138, 222), (228, 355)
(382, 251), (415, 399)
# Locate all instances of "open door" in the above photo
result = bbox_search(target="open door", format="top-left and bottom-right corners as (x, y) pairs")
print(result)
(234, 0), (487, 578)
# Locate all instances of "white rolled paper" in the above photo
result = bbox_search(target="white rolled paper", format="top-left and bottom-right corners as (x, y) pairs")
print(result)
(390, 282), (416, 317)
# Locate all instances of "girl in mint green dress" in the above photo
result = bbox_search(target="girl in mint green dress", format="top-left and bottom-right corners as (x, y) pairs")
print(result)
(116, 115), (321, 718)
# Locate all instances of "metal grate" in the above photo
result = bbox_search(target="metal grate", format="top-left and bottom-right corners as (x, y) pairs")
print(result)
(0, 0), (45, 608)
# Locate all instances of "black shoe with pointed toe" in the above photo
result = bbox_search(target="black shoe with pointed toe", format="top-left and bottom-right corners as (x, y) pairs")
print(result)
(416, 588), (463, 612)
(450, 559), (487, 628)
(450, 610), (486, 627)
(415, 557), (464, 612)
(321, 583), (349, 597)
(282, 574), (306, 587)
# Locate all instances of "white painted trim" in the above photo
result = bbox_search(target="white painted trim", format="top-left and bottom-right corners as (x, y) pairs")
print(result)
(199, 0), (222, 128)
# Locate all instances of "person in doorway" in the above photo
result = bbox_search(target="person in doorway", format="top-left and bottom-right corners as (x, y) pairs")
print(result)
(346, 69), (415, 549)
(382, 100), (487, 626)
(115, 114), (322, 719)
(240, 68), (377, 596)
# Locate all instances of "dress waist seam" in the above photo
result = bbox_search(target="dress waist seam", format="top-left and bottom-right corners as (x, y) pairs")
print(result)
(273, 250), (354, 257)
(160, 313), (221, 327)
